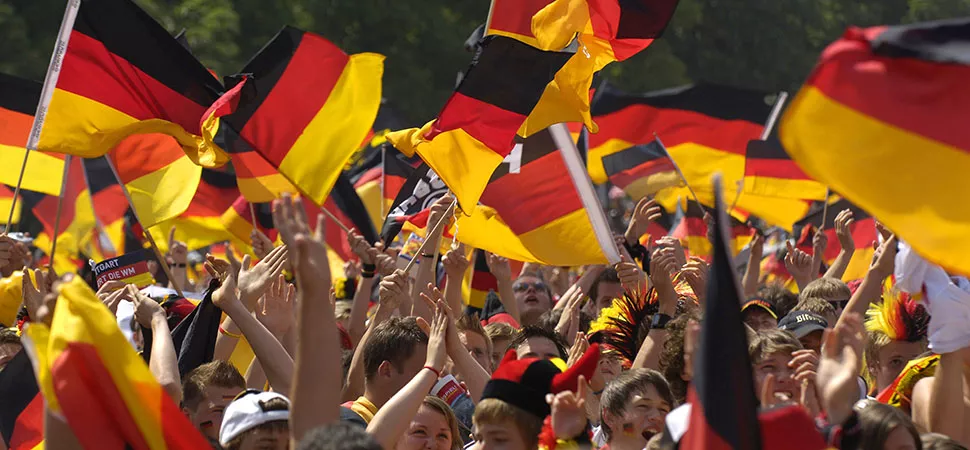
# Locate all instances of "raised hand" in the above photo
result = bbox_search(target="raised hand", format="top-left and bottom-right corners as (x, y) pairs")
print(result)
(441, 244), (470, 278)
(251, 229), (275, 261)
(257, 274), (296, 337)
(347, 228), (375, 265)
(750, 230), (765, 256)
(790, 349), (821, 417)
(785, 241), (814, 286)
(655, 236), (688, 268)
(272, 194), (330, 298)
(129, 285), (165, 329)
(378, 269), (409, 313)
(22, 268), (55, 326)
(426, 194), (455, 234)
(817, 312), (866, 424)
(374, 243), (397, 277)
(625, 197), (662, 245)
(555, 286), (585, 344)
(650, 247), (679, 313)
(485, 251), (512, 282)
(166, 227), (188, 266)
(237, 245), (289, 310)
(424, 299), (449, 374)
(834, 209), (855, 253)
(681, 256), (709, 301)
(615, 254), (645, 292)
(211, 267), (243, 314)
(870, 235), (897, 279)
(0, 236), (15, 273)
(547, 375), (589, 440)
(343, 260), (361, 279)
(97, 282), (129, 315)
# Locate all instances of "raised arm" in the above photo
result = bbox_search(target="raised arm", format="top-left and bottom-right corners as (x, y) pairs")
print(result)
(742, 232), (764, 297)
(632, 248), (678, 370)
(441, 244), (471, 316)
(836, 236), (895, 330)
(485, 252), (519, 324)
(824, 210), (856, 280)
(410, 196), (453, 320)
(347, 229), (379, 345)
(130, 285), (182, 404)
(785, 242), (815, 292)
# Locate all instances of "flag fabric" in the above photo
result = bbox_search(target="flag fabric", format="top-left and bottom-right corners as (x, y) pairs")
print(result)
(151, 168), (238, 252)
(0, 351), (43, 450)
(381, 164), (450, 244)
(82, 157), (130, 256)
(780, 18), (970, 276)
(793, 198), (878, 282)
(386, 35), (573, 213)
(455, 128), (607, 266)
(323, 174), (379, 262)
(106, 133), (202, 228)
(669, 201), (752, 259)
(346, 102), (410, 179)
(602, 137), (683, 200)
(170, 287), (222, 377)
(0, 186), (22, 225)
(216, 114), (299, 202)
(468, 250), (497, 310)
(680, 178), (762, 449)
(36, 0), (229, 167)
(0, 73), (65, 195)
(221, 26), (384, 205)
(30, 156), (97, 273)
(743, 135), (827, 200)
(353, 145), (417, 229)
(21, 276), (210, 449)
(221, 197), (277, 253)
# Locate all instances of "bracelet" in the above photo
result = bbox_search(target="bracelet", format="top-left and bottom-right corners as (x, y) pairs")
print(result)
(420, 252), (435, 258)
(361, 270), (376, 278)
(361, 263), (376, 272)
(423, 365), (442, 378)
(171, 263), (187, 268)
(219, 326), (242, 339)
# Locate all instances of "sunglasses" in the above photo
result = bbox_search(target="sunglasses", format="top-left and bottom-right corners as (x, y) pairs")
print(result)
(232, 388), (263, 402)
(828, 299), (849, 310)
(512, 281), (547, 293)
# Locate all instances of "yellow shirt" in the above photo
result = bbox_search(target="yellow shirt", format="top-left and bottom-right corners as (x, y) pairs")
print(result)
(350, 396), (379, 424)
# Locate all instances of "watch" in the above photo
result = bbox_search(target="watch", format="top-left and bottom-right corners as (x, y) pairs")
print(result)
(650, 313), (673, 330)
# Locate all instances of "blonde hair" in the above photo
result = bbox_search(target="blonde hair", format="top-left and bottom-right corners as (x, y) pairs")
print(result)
(422, 396), (463, 450)
(473, 398), (543, 448)
(800, 278), (851, 301)
(748, 329), (802, 364)
(793, 297), (836, 319)
(484, 322), (517, 341)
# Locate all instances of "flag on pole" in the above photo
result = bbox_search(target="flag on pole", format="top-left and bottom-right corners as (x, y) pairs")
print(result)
(381, 164), (450, 244)
(0, 351), (43, 450)
(603, 138), (683, 200)
(0, 73), (65, 195)
(220, 26), (384, 205)
(217, 125), (298, 202)
(31, 156), (97, 273)
(793, 198), (877, 282)
(780, 18), (970, 276)
(36, 0), (230, 167)
(386, 36), (573, 213)
(151, 168), (238, 252)
(21, 276), (210, 449)
(742, 136), (827, 201)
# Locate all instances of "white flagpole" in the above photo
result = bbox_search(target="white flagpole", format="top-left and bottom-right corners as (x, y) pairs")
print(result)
(549, 123), (621, 264)
(5, 0), (82, 231)
(760, 91), (789, 140)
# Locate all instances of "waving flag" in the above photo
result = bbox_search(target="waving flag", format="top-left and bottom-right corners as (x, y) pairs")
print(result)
(781, 18), (970, 276)
(221, 26), (384, 205)
(793, 198), (877, 282)
(217, 125), (297, 202)
(0, 351), (43, 450)
(152, 168), (238, 252)
(353, 145), (417, 229)
(36, 0), (228, 167)
(0, 73), (65, 195)
(743, 136), (827, 201)
(387, 36), (573, 213)
(381, 164), (450, 244)
(22, 276), (209, 449)
(603, 137), (682, 199)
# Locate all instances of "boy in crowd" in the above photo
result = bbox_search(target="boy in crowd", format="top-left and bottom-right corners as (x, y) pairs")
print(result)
(181, 361), (247, 441)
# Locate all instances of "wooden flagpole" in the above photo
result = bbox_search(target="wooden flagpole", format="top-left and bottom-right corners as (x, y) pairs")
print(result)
(5, 0), (82, 232)
(105, 158), (184, 297)
(402, 198), (457, 274)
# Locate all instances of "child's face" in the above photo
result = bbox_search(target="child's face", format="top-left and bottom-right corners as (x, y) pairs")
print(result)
(471, 419), (530, 450)
(753, 351), (796, 403)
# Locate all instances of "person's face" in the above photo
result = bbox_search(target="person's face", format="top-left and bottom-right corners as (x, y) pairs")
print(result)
(0, 342), (22, 371)
(491, 338), (511, 369)
(604, 384), (671, 444)
(742, 309), (777, 332)
(237, 426), (290, 450)
(184, 385), (243, 440)
(471, 420), (529, 450)
(397, 404), (454, 450)
(512, 276), (552, 321)
(385, 344), (430, 393)
(460, 330), (492, 373)
(515, 336), (560, 360)
(870, 340), (925, 393)
(589, 282), (624, 318)
(799, 330), (824, 354)
(753, 352), (796, 403)
(598, 352), (623, 384)
(882, 425), (918, 450)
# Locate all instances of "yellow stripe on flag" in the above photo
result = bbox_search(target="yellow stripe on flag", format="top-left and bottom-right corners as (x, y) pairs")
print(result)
(0, 145), (65, 195)
(125, 155), (202, 228)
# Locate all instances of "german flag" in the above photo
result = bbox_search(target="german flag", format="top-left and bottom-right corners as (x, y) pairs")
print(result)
(36, 0), (229, 167)
(680, 180), (762, 450)
(387, 35), (573, 213)
(669, 201), (752, 259)
(323, 174), (379, 262)
(0, 351), (43, 450)
(603, 137), (683, 200)
(468, 250), (498, 310)
(221, 197), (277, 252)
(0, 186), (21, 226)
(30, 156), (97, 273)
(381, 163), (450, 244)
(346, 102), (410, 179)
(151, 168), (238, 252)
(455, 128), (607, 266)
(82, 158), (129, 256)
(743, 135), (827, 200)
(22, 276), (209, 449)
(793, 198), (877, 282)
(217, 125), (298, 202)
(0, 73), (65, 196)
(780, 19), (970, 276)
(352, 145), (418, 231)
(221, 26), (384, 205)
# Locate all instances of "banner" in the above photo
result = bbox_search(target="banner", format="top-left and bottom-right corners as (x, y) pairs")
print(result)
(92, 250), (154, 289)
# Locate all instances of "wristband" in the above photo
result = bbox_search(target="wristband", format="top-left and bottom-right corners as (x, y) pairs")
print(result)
(361, 263), (376, 273)
(650, 313), (673, 330)
(361, 270), (376, 278)
(171, 263), (187, 268)
(423, 365), (442, 379)
(420, 252), (435, 258)
(219, 326), (242, 339)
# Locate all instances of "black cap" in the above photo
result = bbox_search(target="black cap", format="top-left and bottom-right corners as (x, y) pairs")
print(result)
(778, 311), (828, 338)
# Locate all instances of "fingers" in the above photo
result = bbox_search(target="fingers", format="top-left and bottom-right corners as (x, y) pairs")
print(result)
(313, 213), (326, 242)
(168, 226), (176, 248)
(415, 316), (431, 336)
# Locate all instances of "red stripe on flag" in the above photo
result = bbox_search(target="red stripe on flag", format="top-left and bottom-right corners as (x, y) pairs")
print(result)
(427, 92), (525, 157)
(609, 158), (676, 188)
(744, 157), (812, 180)
(480, 152), (582, 235)
(8, 394), (43, 450)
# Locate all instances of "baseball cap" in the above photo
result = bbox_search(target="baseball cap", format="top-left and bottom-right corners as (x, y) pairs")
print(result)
(741, 299), (777, 319)
(219, 390), (290, 446)
(778, 311), (828, 338)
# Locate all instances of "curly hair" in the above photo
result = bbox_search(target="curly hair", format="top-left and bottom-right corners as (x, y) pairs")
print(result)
(658, 310), (701, 404)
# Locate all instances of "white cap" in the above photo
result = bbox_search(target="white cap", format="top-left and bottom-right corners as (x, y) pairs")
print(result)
(219, 391), (291, 446)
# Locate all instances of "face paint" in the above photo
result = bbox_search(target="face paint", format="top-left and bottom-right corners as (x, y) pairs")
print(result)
(622, 423), (636, 436)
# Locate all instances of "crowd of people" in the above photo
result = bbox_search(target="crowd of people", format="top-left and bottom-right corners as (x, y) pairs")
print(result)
(2, 191), (969, 450)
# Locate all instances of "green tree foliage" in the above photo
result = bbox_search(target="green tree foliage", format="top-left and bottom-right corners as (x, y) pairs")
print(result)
(0, 0), (964, 123)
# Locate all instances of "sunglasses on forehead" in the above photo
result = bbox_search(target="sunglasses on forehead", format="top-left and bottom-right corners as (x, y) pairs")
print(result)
(512, 281), (547, 293)
(828, 299), (849, 310)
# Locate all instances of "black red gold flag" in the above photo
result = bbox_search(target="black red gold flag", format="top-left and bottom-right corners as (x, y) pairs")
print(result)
(780, 18), (970, 276)
(680, 177), (762, 450)
(0, 351), (43, 450)
(742, 136), (827, 201)
(468, 250), (498, 310)
(152, 168), (238, 252)
(0, 73), (65, 195)
(36, 0), (229, 167)
(387, 35), (573, 213)
(353, 145), (418, 232)
(220, 26), (384, 205)
(602, 138), (682, 200)
(669, 201), (752, 259)
(793, 198), (877, 282)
